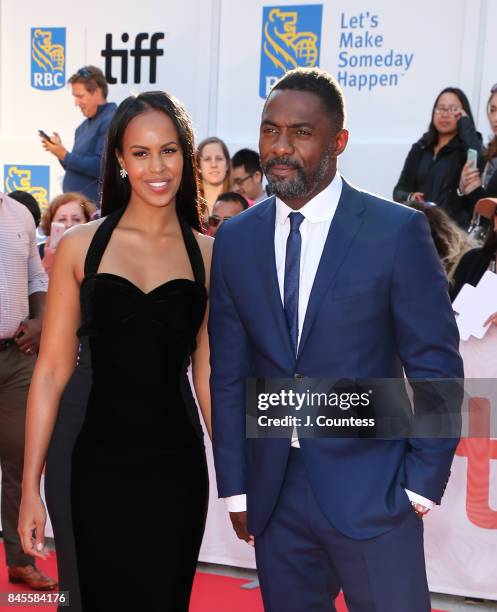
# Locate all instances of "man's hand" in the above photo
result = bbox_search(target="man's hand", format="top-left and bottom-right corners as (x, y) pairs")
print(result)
(40, 132), (67, 161)
(229, 511), (255, 546)
(411, 501), (430, 518)
(14, 318), (42, 355)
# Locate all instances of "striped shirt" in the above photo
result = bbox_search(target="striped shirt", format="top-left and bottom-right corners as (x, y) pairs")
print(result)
(0, 192), (48, 339)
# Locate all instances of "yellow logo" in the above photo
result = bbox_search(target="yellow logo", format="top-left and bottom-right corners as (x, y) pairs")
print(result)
(5, 166), (49, 211)
(31, 27), (66, 90)
(263, 8), (319, 73)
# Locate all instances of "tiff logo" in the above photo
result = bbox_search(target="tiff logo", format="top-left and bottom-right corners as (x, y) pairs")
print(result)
(101, 33), (165, 84)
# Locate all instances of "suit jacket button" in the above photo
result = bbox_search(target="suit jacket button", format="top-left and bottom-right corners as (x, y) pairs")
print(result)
(294, 373), (304, 381)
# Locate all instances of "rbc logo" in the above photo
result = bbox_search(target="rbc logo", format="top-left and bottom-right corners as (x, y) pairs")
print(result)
(4, 165), (50, 211)
(259, 5), (323, 98)
(31, 27), (66, 91)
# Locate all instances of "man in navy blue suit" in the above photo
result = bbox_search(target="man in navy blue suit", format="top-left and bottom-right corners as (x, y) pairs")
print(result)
(209, 67), (463, 611)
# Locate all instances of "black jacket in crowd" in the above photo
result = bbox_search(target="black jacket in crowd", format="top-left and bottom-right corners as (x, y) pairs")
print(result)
(393, 116), (483, 228)
(449, 246), (496, 301)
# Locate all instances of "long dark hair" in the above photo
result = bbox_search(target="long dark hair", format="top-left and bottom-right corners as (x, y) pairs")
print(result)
(420, 87), (475, 149)
(100, 91), (201, 231)
(483, 220), (497, 254)
(484, 91), (497, 163)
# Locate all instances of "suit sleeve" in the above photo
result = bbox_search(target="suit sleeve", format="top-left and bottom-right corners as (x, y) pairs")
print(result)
(208, 229), (253, 498)
(390, 211), (464, 504)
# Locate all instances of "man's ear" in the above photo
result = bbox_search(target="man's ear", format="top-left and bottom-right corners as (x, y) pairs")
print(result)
(334, 129), (349, 157)
(254, 170), (263, 183)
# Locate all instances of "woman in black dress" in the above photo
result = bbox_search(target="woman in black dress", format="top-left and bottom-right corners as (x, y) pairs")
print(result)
(19, 91), (213, 611)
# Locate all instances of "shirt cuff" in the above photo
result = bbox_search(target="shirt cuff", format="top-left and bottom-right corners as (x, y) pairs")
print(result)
(404, 488), (435, 510)
(224, 494), (247, 513)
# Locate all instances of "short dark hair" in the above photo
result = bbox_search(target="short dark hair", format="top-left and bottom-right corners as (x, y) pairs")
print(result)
(270, 67), (346, 130)
(100, 91), (201, 231)
(231, 149), (262, 175)
(68, 65), (108, 99)
(9, 190), (41, 227)
(215, 191), (249, 211)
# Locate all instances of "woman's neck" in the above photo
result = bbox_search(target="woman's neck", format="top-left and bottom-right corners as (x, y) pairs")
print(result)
(122, 197), (178, 236)
(203, 182), (224, 214)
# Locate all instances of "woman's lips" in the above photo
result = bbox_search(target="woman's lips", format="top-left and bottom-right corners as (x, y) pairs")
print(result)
(146, 180), (170, 193)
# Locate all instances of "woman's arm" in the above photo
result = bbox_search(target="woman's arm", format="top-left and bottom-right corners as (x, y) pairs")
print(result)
(18, 226), (89, 558)
(191, 234), (214, 439)
(393, 143), (422, 202)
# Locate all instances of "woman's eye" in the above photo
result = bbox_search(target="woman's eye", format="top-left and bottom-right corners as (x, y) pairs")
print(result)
(132, 151), (147, 157)
(162, 148), (178, 155)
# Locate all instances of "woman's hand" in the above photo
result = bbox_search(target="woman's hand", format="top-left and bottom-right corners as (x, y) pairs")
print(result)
(409, 192), (425, 202)
(484, 312), (497, 327)
(455, 108), (468, 121)
(42, 236), (57, 275)
(459, 160), (481, 195)
(18, 492), (49, 560)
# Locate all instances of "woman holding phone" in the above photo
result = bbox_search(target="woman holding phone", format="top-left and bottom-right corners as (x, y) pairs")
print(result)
(393, 87), (482, 228)
(39, 193), (95, 275)
(458, 84), (497, 211)
(18, 91), (212, 611)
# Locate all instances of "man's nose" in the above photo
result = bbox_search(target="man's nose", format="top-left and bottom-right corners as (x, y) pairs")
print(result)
(272, 131), (294, 156)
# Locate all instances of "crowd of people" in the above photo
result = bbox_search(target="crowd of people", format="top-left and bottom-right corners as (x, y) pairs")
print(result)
(0, 63), (496, 612)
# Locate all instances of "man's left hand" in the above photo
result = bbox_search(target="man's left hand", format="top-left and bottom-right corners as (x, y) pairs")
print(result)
(41, 132), (67, 161)
(14, 318), (42, 355)
(411, 502), (430, 518)
(484, 312), (497, 327)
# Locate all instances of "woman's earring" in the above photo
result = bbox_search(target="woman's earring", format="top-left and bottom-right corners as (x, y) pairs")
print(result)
(120, 168), (128, 179)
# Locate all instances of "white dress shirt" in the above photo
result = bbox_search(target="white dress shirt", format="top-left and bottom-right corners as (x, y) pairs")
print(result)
(225, 174), (434, 512)
(0, 192), (48, 339)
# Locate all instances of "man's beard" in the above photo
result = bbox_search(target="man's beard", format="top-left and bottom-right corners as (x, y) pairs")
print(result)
(263, 147), (332, 199)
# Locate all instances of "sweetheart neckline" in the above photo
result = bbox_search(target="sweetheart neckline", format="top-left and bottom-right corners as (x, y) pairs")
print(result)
(82, 272), (205, 297)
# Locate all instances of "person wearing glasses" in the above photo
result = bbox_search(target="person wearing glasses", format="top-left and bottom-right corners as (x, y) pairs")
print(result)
(39, 66), (117, 206)
(458, 84), (497, 211)
(208, 191), (248, 236)
(196, 136), (231, 220)
(393, 87), (482, 228)
(231, 148), (267, 205)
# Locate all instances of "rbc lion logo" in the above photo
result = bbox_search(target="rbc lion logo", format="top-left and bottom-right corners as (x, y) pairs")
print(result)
(4, 165), (50, 211)
(31, 27), (66, 91)
(259, 5), (323, 98)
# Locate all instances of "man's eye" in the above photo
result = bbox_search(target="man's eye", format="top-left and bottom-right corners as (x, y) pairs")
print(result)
(296, 129), (311, 136)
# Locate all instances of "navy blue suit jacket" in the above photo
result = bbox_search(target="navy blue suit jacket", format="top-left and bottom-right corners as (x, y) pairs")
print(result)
(209, 179), (463, 539)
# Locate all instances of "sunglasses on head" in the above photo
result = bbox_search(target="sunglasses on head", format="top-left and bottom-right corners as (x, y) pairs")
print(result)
(76, 67), (92, 79)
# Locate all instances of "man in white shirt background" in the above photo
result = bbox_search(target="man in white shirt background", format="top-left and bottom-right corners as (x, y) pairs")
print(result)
(0, 192), (56, 590)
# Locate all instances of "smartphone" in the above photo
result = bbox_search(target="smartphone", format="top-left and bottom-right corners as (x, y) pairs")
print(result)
(50, 222), (65, 249)
(467, 148), (478, 168)
(38, 129), (53, 144)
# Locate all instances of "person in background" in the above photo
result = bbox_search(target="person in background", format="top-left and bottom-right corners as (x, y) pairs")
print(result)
(458, 84), (497, 212)
(39, 193), (95, 275)
(9, 191), (41, 228)
(450, 201), (497, 301)
(196, 137), (231, 220)
(39, 66), (117, 206)
(231, 148), (267, 205)
(208, 191), (248, 236)
(0, 192), (55, 590)
(407, 201), (477, 282)
(393, 87), (482, 228)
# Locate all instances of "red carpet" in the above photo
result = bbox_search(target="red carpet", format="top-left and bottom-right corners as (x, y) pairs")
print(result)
(0, 542), (446, 611)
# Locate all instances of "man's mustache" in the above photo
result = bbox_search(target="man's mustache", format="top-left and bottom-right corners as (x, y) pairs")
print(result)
(263, 156), (303, 172)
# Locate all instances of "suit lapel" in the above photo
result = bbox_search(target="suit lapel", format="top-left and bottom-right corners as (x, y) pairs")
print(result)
(254, 197), (295, 362)
(297, 180), (366, 360)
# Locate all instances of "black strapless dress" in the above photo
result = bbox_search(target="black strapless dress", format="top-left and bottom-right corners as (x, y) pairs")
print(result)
(68, 209), (208, 611)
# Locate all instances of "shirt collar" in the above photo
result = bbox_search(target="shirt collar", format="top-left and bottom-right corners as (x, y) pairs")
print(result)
(275, 172), (343, 225)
